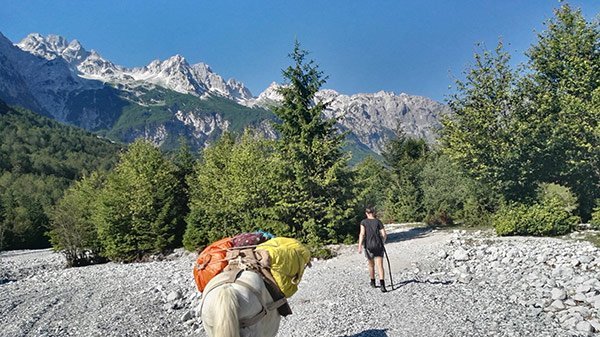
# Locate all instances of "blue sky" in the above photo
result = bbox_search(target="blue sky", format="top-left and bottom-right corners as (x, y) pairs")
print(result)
(1, 1), (599, 102)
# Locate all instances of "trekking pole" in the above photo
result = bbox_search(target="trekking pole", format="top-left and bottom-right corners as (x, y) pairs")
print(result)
(383, 245), (393, 290)
(376, 230), (393, 290)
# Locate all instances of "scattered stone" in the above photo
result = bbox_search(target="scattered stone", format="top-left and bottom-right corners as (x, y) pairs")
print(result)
(551, 288), (567, 301)
(453, 247), (469, 261)
(590, 320), (600, 333)
(550, 300), (566, 311)
(458, 273), (473, 284)
(577, 284), (592, 294)
(167, 290), (182, 302)
(576, 321), (593, 333)
(2, 227), (600, 337)
(180, 310), (193, 322)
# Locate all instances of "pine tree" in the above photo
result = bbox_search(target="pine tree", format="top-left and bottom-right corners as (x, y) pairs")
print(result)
(381, 132), (429, 222)
(353, 156), (390, 217)
(171, 137), (196, 245)
(272, 42), (355, 245)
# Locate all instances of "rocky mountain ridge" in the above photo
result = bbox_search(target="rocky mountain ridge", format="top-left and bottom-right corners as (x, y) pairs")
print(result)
(1, 32), (450, 156)
(250, 82), (447, 152)
(17, 33), (253, 103)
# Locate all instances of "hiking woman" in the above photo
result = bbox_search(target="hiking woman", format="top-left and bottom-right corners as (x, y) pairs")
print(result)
(357, 207), (387, 292)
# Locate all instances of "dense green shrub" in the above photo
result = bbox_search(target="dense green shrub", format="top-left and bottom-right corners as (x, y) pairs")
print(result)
(184, 131), (289, 250)
(48, 172), (107, 267)
(537, 183), (578, 213)
(456, 195), (496, 228)
(95, 139), (182, 261)
(420, 153), (498, 227)
(493, 198), (579, 236)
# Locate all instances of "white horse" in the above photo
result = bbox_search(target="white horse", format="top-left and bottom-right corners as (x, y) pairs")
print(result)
(200, 269), (283, 337)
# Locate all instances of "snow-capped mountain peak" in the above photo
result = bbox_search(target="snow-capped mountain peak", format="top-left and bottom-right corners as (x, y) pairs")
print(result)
(18, 33), (65, 60)
(2, 32), (449, 155)
(15, 33), (254, 101)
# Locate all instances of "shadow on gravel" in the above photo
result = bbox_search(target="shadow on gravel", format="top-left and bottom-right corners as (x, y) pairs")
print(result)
(386, 226), (433, 244)
(341, 329), (388, 337)
(386, 278), (452, 292)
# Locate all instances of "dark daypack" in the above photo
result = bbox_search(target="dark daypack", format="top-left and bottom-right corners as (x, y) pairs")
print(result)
(366, 235), (383, 254)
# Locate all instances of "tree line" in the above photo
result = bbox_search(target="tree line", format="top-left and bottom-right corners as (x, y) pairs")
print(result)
(3, 4), (599, 266)
(367, 4), (599, 235)
(0, 100), (121, 250)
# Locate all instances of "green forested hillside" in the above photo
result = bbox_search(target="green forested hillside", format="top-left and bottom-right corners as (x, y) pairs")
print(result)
(106, 87), (374, 163)
(0, 100), (122, 250)
(105, 88), (275, 148)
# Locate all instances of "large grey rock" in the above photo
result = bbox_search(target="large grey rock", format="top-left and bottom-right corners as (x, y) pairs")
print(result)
(549, 300), (566, 311)
(576, 321), (593, 333)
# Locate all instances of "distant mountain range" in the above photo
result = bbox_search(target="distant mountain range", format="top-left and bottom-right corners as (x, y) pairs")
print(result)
(0, 32), (450, 158)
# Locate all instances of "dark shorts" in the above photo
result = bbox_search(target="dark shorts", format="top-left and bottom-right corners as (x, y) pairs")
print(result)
(364, 247), (384, 259)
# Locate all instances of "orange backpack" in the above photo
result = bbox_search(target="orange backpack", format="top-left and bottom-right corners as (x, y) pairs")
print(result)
(193, 237), (233, 292)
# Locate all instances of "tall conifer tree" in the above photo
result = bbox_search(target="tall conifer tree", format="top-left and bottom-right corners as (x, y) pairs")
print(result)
(272, 42), (355, 245)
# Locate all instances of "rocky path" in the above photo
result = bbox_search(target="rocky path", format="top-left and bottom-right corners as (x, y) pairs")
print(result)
(1, 226), (599, 337)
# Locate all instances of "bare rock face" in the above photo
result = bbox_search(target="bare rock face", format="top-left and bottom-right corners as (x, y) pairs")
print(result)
(252, 84), (450, 152)
(318, 90), (449, 153)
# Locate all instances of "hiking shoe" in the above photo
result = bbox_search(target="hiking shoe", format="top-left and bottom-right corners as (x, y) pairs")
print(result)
(370, 279), (376, 288)
(380, 281), (387, 293)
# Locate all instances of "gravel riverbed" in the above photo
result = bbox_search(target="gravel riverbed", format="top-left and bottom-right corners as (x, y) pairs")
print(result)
(1, 226), (599, 337)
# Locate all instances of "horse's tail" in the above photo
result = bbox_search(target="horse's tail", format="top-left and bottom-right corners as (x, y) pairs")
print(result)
(213, 284), (240, 337)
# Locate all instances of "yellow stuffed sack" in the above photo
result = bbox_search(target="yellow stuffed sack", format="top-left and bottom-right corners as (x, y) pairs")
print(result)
(257, 237), (311, 297)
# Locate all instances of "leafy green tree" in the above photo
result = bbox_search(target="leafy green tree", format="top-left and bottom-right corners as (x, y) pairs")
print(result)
(522, 4), (600, 219)
(95, 139), (181, 261)
(0, 197), (7, 251)
(0, 100), (119, 250)
(48, 172), (107, 267)
(184, 131), (288, 250)
(420, 153), (499, 226)
(271, 42), (356, 245)
(441, 41), (526, 200)
(591, 200), (600, 230)
(0, 172), (69, 249)
(441, 4), (599, 224)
